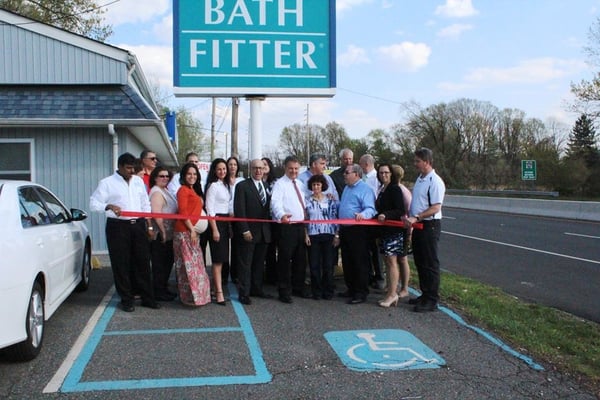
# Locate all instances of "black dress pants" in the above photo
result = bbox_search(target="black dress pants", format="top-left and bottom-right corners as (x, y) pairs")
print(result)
(237, 238), (268, 296)
(106, 218), (154, 305)
(340, 225), (370, 299)
(411, 219), (441, 303)
(276, 224), (306, 297)
(151, 236), (174, 296)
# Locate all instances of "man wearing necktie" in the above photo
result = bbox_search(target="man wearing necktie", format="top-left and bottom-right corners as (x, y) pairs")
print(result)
(270, 155), (309, 303)
(233, 159), (273, 305)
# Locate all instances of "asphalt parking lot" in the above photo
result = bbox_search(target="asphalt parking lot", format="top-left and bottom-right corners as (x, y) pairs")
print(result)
(1, 255), (597, 400)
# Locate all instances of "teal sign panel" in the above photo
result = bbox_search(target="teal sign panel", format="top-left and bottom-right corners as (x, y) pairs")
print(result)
(325, 329), (446, 371)
(173, 0), (336, 97)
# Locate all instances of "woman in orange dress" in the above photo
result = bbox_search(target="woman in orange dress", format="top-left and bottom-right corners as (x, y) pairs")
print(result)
(173, 162), (211, 306)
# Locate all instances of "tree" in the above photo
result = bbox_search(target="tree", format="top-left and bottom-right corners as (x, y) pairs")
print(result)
(278, 123), (326, 164)
(563, 114), (600, 196)
(365, 128), (399, 164)
(1, 0), (112, 41)
(321, 121), (351, 165)
(171, 106), (210, 164)
(570, 18), (600, 119)
(565, 114), (600, 167)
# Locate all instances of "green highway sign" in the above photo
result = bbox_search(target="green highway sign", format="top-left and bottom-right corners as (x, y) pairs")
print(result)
(173, 0), (336, 97)
(521, 160), (536, 180)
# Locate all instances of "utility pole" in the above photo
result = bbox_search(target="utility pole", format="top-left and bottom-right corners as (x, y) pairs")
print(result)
(305, 104), (310, 166)
(230, 97), (239, 158)
(210, 97), (216, 160)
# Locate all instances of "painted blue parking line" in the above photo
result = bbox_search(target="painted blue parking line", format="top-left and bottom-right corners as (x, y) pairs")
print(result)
(408, 287), (544, 371)
(60, 284), (271, 392)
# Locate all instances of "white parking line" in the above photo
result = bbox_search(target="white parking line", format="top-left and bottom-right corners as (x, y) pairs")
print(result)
(444, 231), (600, 265)
(564, 232), (600, 240)
(43, 286), (115, 393)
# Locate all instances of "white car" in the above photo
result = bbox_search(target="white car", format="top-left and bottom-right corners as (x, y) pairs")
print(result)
(0, 180), (91, 361)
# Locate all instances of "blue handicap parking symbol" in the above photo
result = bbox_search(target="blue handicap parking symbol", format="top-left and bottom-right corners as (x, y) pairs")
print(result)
(324, 329), (445, 372)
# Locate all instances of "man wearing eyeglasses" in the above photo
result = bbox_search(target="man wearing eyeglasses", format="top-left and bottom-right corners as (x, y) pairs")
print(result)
(337, 164), (377, 304)
(140, 149), (158, 193)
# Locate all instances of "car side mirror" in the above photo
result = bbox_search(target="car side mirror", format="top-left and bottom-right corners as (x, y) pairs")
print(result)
(70, 208), (88, 221)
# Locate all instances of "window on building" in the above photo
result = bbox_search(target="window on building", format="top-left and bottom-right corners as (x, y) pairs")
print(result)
(0, 140), (34, 181)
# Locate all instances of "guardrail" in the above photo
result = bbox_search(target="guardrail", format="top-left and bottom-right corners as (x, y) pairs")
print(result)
(445, 195), (600, 222)
(446, 189), (559, 197)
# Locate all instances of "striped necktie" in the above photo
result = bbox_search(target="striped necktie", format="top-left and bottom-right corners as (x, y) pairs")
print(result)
(258, 182), (266, 206)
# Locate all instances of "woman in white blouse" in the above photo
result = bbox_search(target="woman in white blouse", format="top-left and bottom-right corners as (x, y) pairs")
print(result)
(205, 158), (231, 306)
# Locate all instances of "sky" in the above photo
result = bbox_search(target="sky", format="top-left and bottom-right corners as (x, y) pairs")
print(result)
(103, 0), (600, 159)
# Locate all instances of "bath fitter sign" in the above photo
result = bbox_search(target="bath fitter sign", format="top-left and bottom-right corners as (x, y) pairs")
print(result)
(173, 0), (336, 97)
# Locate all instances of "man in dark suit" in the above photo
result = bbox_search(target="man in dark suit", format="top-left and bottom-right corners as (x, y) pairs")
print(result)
(233, 159), (273, 305)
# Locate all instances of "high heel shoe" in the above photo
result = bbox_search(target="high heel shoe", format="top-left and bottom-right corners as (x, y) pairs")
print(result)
(215, 291), (227, 306)
(378, 294), (399, 308)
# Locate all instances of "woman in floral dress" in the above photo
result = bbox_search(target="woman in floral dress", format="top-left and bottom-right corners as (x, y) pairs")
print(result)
(173, 162), (211, 306)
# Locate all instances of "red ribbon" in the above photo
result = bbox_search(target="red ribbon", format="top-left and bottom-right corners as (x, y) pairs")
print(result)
(120, 211), (422, 229)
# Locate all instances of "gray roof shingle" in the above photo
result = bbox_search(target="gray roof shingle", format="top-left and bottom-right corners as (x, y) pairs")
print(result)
(0, 85), (158, 120)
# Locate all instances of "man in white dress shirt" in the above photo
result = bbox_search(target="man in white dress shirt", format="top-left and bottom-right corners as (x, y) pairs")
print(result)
(90, 152), (159, 312)
(270, 155), (309, 303)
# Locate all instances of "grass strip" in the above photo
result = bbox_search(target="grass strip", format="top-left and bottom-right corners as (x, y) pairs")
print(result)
(412, 268), (600, 393)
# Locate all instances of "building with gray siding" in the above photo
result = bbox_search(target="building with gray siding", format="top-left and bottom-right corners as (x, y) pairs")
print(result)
(0, 9), (179, 253)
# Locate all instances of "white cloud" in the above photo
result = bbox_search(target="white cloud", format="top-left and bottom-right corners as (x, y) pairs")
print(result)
(381, 0), (393, 9)
(118, 44), (173, 89)
(152, 14), (173, 45)
(435, 0), (478, 18)
(104, 0), (170, 25)
(336, 0), (375, 13)
(338, 45), (371, 66)
(437, 23), (473, 39)
(437, 58), (588, 92)
(377, 42), (431, 71)
(339, 108), (389, 137)
(464, 58), (588, 85)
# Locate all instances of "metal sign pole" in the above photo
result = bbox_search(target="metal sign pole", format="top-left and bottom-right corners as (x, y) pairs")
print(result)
(248, 96), (264, 160)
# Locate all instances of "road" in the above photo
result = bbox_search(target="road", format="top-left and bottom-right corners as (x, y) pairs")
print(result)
(441, 207), (600, 323)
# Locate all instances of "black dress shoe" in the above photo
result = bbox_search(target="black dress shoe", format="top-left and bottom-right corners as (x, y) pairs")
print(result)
(408, 295), (423, 305)
(312, 293), (321, 300)
(292, 290), (311, 299)
(239, 295), (252, 305)
(250, 292), (274, 299)
(141, 301), (161, 309)
(278, 295), (293, 304)
(337, 291), (352, 298)
(413, 301), (438, 312)
(322, 294), (333, 300)
(347, 297), (366, 305)
(155, 293), (176, 301)
(120, 302), (134, 312)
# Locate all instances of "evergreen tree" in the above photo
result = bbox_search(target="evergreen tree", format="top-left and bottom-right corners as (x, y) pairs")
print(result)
(566, 114), (600, 168)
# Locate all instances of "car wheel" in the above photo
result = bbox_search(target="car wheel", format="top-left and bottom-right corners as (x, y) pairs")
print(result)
(75, 242), (91, 292)
(4, 281), (45, 361)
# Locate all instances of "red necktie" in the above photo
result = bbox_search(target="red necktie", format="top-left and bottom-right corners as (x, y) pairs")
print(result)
(292, 179), (306, 219)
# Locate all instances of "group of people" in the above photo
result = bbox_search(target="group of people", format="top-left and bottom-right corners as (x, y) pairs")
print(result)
(90, 146), (445, 314)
